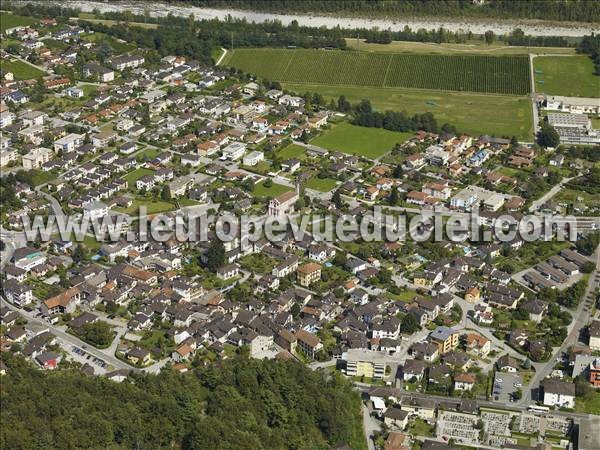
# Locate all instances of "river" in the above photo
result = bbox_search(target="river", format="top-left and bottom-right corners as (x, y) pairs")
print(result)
(49, 1), (600, 37)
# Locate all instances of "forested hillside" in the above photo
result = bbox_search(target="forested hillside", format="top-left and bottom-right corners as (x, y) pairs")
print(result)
(185, 0), (600, 23)
(0, 355), (365, 450)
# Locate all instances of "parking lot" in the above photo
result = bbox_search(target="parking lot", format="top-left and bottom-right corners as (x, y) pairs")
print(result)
(64, 342), (111, 374)
(492, 372), (523, 404)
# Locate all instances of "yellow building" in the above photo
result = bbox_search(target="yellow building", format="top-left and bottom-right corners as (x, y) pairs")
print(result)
(297, 262), (322, 287)
(429, 326), (459, 354)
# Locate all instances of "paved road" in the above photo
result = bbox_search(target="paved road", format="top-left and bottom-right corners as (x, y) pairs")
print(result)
(518, 245), (599, 406)
(362, 403), (378, 450)
(528, 175), (578, 212)
(1, 298), (133, 371)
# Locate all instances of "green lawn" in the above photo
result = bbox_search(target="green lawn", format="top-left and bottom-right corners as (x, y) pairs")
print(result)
(285, 83), (534, 140)
(554, 188), (600, 210)
(136, 148), (161, 162)
(305, 177), (338, 192)
(0, 14), (37, 32)
(276, 143), (307, 160)
(79, 83), (98, 97)
(177, 198), (200, 207)
(1, 59), (44, 80)
(575, 393), (600, 414)
(114, 198), (176, 215)
(43, 39), (69, 51)
(311, 122), (412, 159)
(82, 32), (136, 55)
(27, 170), (56, 187)
(252, 180), (292, 198)
(124, 168), (154, 185)
(534, 55), (600, 97)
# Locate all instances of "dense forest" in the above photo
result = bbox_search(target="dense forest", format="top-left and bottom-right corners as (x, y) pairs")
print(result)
(0, 355), (366, 450)
(184, 0), (600, 23)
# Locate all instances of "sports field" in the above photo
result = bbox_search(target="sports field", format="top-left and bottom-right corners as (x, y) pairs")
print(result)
(311, 122), (413, 159)
(533, 55), (600, 98)
(223, 48), (530, 95)
(285, 83), (533, 140)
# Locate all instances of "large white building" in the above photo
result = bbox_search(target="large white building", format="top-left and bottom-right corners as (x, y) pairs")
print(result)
(543, 95), (600, 115)
(542, 379), (575, 409)
(53, 133), (84, 152)
(268, 190), (299, 216)
(547, 113), (600, 145)
(242, 151), (264, 167)
(221, 141), (246, 161)
(22, 147), (52, 170)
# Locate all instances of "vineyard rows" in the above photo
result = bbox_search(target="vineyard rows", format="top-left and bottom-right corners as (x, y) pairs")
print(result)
(224, 48), (531, 95)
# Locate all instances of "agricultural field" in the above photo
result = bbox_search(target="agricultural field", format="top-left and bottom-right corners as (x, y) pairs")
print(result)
(1, 59), (44, 80)
(287, 84), (533, 140)
(223, 48), (531, 95)
(533, 55), (600, 98)
(311, 122), (413, 159)
(0, 13), (37, 32)
(345, 38), (577, 56)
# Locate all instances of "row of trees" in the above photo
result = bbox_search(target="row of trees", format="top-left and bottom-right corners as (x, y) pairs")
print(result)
(0, 355), (366, 450)
(187, 0), (600, 23)
(578, 33), (600, 75)
(351, 99), (455, 134)
(6, 2), (590, 55)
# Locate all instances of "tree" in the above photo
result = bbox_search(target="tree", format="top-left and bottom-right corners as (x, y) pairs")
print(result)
(393, 165), (403, 178)
(206, 239), (225, 272)
(513, 389), (523, 400)
(537, 122), (560, 148)
(401, 313), (420, 334)
(72, 243), (87, 263)
(581, 261), (595, 273)
(161, 185), (171, 201)
(484, 30), (495, 45)
(389, 186), (399, 205)
(332, 189), (343, 208)
(337, 95), (351, 112)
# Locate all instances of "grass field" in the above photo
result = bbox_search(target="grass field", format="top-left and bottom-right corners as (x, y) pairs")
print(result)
(311, 122), (412, 159)
(289, 84), (533, 140)
(82, 32), (136, 55)
(114, 198), (175, 215)
(42, 39), (69, 51)
(2, 59), (44, 80)
(223, 48), (530, 95)
(77, 14), (159, 29)
(276, 144), (307, 160)
(124, 168), (154, 185)
(0, 14), (36, 32)
(346, 38), (577, 56)
(252, 181), (292, 198)
(533, 55), (600, 97)
(305, 177), (338, 192)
